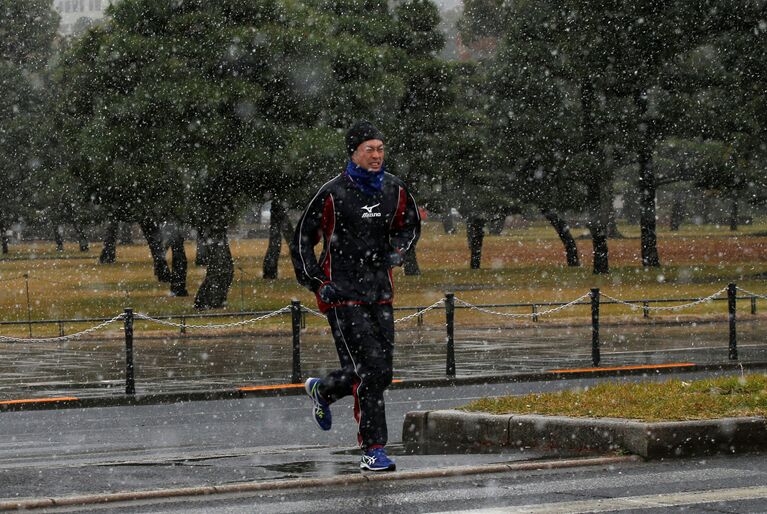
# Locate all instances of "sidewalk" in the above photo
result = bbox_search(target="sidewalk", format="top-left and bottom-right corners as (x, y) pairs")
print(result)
(2, 320), (766, 401)
(0, 453), (639, 512)
(3, 360), (765, 412)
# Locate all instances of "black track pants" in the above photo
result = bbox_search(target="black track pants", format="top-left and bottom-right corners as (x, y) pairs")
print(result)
(318, 303), (394, 449)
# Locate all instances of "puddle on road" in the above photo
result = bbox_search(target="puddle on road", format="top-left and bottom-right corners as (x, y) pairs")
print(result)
(260, 460), (358, 476)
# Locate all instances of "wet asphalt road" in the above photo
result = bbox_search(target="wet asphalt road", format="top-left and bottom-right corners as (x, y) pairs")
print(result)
(37, 454), (767, 513)
(2, 368), (764, 513)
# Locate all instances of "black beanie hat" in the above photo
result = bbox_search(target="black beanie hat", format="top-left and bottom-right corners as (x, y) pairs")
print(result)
(345, 120), (384, 156)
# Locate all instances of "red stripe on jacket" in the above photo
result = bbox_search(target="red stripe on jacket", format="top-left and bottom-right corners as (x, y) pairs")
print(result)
(316, 195), (336, 313)
(392, 186), (407, 230)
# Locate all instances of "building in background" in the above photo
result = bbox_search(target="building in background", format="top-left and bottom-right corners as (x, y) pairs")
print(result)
(53, 0), (115, 36)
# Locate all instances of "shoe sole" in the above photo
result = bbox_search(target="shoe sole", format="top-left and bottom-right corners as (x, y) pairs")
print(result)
(360, 463), (396, 472)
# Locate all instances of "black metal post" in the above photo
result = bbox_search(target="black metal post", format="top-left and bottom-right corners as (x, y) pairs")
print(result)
(751, 296), (757, 315)
(24, 273), (32, 337)
(124, 308), (135, 395)
(591, 288), (601, 367)
(642, 301), (649, 319)
(291, 300), (302, 383)
(728, 283), (738, 360)
(445, 292), (456, 378)
(532, 304), (538, 322)
(239, 267), (244, 312)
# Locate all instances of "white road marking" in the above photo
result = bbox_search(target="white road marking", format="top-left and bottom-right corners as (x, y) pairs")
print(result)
(436, 485), (767, 513)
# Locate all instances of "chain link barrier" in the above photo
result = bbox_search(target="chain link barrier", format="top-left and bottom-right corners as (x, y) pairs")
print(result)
(0, 285), (755, 342)
(0, 313), (125, 343)
(133, 306), (292, 330)
(394, 299), (446, 324)
(736, 286), (767, 301)
(454, 293), (591, 319)
(301, 305), (327, 319)
(600, 287), (729, 312)
(300, 299), (447, 324)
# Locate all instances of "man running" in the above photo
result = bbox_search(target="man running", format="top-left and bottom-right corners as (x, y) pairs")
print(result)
(291, 120), (421, 471)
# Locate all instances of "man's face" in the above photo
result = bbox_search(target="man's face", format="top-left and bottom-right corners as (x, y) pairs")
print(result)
(351, 139), (384, 172)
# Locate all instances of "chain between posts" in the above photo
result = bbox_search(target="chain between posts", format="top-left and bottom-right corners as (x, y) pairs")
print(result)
(300, 300), (448, 325)
(600, 287), (728, 312)
(394, 299), (446, 324)
(2, 283), (760, 390)
(736, 286), (767, 301)
(453, 293), (591, 319)
(301, 305), (326, 318)
(133, 306), (292, 329)
(0, 313), (125, 343)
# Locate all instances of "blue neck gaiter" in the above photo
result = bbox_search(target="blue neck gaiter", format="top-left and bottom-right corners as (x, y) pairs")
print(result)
(345, 161), (385, 196)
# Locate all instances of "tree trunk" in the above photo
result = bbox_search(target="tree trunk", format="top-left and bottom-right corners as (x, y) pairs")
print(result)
(607, 219), (622, 238)
(118, 222), (133, 244)
(195, 227), (211, 266)
(488, 215), (505, 235)
(606, 194), (624, 239)
(441, 211), (456, 234)
(262, 201), (286, 279)
(729, 197), (738, 231)
(140, 219), (172, 282)
(588, 190), (610, 274)
(541, 208), (580, 267)
(169, 227), (188, 296)
(75, 224), (89, 251)
(581, 79), (609, 274)
(670, 191), (684, 231)
(99, 221), (118, 264)
(403, 245), (420, 275)
(280, 208), (295, 254)
(1, 223), (7, 254)
(194, 229), (234, 309)
(635, 89), (660, 267)
(54, 226), (64, 252)
(466, 217), (485, 270)
(605, 170), (623, 239)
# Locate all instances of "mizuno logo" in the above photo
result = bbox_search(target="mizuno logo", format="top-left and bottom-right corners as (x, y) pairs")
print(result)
(361, 203), (381, 218)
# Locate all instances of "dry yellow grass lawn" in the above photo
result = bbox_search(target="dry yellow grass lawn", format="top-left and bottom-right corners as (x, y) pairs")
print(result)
(0, 221), (766, 335)
(462, 374), (767, 422)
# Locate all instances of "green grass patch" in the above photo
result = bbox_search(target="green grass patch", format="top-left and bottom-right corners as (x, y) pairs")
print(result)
(460, 374), (767, 422)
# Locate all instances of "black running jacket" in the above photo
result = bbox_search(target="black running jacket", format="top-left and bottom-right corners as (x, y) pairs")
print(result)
(292, 171), (421, 312)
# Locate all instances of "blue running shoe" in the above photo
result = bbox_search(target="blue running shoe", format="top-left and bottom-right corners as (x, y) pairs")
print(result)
(304, 377), (332, 431)
(360, 447), (396, 472)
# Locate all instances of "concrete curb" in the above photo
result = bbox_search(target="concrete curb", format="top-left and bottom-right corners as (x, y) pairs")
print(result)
(402, 410), (767, 459)
(0, 455), (639, 511)
(3, 360), (766, 412)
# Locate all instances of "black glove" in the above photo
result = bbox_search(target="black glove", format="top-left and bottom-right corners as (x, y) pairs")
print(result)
(386, 250), (404, 267)
(318, 282), (344, 304)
